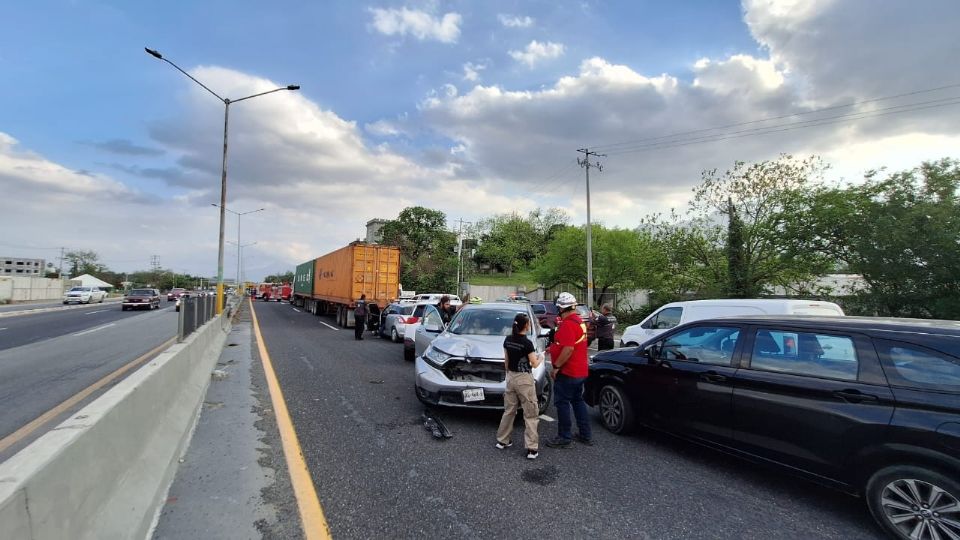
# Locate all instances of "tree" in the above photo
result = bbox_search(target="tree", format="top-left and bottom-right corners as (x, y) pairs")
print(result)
(533, 225), (659, 305)
(65, 250), (105, 277)
(264, 271), (294, 283)
(473, 213), (538, 276)
(641, 212), (727, 303)
(802, 158), (960, 318)
(726, 198), (749, 298)
(380, 206), (458, 292)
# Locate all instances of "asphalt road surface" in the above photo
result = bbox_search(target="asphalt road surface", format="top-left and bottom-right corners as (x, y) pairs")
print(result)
(0, 300), (178, 459)
(251, 301), (884, 539)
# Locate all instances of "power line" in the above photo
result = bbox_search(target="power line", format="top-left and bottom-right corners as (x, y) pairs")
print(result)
(601, 97), (960, 157)
(590, 82), (960, 152)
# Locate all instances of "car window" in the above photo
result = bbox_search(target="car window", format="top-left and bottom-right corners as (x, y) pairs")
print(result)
(130, 289), (153, 295)
(532, 304), (546, 315)
(422, 306), (443, 329)
(749, 329), (858, 381)
(402, 305), (415, 315)
(875, 340), (960, 392)
(656, 326), (739, 366)
(448, 309), (519, 336)
(413, 305), (426, 318)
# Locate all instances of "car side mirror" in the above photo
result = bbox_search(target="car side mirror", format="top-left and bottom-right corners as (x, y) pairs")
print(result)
(637, 344), (660, 362)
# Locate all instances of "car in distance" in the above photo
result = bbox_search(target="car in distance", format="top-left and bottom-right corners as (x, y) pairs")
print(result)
(586, 315), (960, 540)
(619, 298), (845, 347)
(414, 302), (554, 415)
(63, 286), (107, 304)
(122, 288), (160, 310)
(380, 302), (416, 343)
(167, 288), (186, 301)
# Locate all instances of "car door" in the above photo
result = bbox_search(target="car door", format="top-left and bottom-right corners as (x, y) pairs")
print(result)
(631, 324), (742, 445)
(414, 306), (445, 358)
(731, 326), (896, 481)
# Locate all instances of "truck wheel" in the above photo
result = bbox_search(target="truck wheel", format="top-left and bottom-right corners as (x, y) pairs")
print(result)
(866, 465), (960, 540)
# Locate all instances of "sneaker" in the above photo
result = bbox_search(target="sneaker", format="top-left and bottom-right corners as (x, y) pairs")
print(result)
(526, 449), (539, 460)
(495, 441), (513, 450)
(545, 437), (572, 449)
(574, 434), (594, 446)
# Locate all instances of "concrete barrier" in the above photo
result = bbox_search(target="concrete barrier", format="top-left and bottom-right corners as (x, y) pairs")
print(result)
(0, 311), (232, 539)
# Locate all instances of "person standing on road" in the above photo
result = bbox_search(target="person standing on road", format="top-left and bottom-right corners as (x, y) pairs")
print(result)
(437, 295), (455, 325)
(354, 294), (367, 341)
(596, 304), (616, 351)
(496, 313), (542, 459)
(545, 292), (593, 448)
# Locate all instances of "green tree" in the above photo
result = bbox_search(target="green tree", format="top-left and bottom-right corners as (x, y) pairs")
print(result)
(65, 250), (105, 277)
(380, 206), (458, 292)
(802, 158), (960, 318)
(264, 271), (294, 283)
(641, 212), (727, 303)
(533, 225), (659, 304)
(726, 198), (749, 297)
(474, 213), (538, 276)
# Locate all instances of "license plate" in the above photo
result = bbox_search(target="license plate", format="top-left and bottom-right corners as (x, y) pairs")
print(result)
(462, 388), (485, 402)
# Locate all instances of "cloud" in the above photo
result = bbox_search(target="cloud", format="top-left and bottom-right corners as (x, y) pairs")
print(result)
(364, 119), (404, 137)
(368, 7), (462, 43)
(498, 14), (534, 28)
(83, 138), (165, 156)
(508, 40), (565, 68)
(462, 61), (487, 82)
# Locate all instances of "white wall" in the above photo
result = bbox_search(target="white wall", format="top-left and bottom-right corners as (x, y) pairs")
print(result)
(0, 277), (69, 303)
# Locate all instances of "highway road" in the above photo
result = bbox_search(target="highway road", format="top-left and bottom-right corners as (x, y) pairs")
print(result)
(0, 300), (179, 460)
(250, 301), (884, 539)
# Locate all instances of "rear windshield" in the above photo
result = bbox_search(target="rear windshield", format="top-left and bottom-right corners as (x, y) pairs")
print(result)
(402, 305), (415, 315)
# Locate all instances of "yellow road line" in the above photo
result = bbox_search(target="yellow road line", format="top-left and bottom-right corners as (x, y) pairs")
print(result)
(249, 299), (332, 539)
(0, 335), (177, 454)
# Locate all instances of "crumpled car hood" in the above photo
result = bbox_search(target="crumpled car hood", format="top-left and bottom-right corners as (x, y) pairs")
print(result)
(430, 334), (510, 361)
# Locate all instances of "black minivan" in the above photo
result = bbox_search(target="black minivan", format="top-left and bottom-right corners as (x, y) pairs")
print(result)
(586, 316), (960, 540)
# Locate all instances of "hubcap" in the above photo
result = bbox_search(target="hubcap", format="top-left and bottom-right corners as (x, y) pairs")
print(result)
(881, 478), (960, 540)
(599, 388), (623, 430)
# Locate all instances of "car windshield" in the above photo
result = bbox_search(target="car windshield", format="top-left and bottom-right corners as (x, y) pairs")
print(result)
(576, 305), (591, 317)
(70, 287), (88, 292)
(130, 289), (153, 295)
(447, 309), (522, 336)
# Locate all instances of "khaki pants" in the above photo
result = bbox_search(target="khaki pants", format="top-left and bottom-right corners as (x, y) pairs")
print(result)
(496, 372), (540, 450)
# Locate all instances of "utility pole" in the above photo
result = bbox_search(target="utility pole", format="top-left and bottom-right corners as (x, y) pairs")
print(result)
(577, 148), (604, 309)
(454, 218), (471, 296)
(58, 247), (65, 279)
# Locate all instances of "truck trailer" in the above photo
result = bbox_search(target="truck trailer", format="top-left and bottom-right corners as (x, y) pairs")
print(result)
(292, 242), (400, 328)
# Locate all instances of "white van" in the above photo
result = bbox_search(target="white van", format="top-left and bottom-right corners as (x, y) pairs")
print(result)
(619, 299), (845, 347)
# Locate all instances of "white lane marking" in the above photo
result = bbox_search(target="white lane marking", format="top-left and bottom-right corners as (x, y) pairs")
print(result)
(72, 322), (116, 336)
(0, 328), (7, 331)
(293, 308), (301, 313)
(319, 321), (339, 331)
(85, 310), (107, 315)
(538, 414), (555, 422)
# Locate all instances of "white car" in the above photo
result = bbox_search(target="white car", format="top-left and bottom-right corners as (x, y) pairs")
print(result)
(63, 286), (108, 304)
(619, 298), (845, 347)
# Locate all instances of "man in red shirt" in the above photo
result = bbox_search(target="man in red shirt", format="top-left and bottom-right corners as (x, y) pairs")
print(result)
(545, 292), (593, 448)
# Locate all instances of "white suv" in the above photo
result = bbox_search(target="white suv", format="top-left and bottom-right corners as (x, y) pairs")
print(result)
(63, 286), (108, 304)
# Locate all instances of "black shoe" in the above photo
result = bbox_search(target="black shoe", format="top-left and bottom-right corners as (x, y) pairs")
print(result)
(574, 434), (594, 446)
(545, 437), (572, 449)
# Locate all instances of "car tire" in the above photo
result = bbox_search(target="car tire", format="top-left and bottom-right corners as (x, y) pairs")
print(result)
(625, 342), (639, 347)
(99, 297), (104, 303)
(537, 376), (553, 416)
(865, 464), (960, 540)
(122, 306), (127, 311)
(391, 327), (400, 343)
(598, 384), (634, 435)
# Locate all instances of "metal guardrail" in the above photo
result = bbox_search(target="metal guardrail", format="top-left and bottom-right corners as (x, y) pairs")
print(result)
(176, 293), (242, 342)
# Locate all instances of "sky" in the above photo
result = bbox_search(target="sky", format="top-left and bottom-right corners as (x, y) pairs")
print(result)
(1, 0), (959, 282)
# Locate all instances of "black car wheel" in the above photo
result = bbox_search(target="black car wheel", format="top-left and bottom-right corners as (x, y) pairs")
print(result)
(537, 376), (553, 416)
(598, 384), (634, 434)
(866, 465), (960, 540)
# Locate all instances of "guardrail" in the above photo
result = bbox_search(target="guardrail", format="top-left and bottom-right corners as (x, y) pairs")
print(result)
(177, 294), (240, 342)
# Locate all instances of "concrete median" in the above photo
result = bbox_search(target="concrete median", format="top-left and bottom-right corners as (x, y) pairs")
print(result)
(0, 311), (233, 539)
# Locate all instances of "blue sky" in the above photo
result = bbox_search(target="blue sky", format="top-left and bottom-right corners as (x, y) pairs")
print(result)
(2, 1), (958, 278)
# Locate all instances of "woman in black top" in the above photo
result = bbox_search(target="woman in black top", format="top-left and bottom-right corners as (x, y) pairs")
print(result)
(495, 313), (543, 459)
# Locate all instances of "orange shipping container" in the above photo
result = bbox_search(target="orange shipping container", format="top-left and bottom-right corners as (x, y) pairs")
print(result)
(312, 242), (400, 309)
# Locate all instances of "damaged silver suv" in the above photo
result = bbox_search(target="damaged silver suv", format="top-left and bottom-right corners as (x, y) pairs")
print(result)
(414, 302), (553, 414)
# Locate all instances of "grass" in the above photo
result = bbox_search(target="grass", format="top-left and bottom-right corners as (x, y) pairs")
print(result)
(466, 271), (540, 289)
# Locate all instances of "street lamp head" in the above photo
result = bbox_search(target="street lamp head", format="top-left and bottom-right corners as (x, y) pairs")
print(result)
(144, 47), (163, 59)
(286, 85), (301, 91)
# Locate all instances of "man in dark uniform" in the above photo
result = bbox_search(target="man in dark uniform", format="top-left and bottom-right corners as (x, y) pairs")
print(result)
(354, 294), (367, 340)
(596, 304), (617, 351)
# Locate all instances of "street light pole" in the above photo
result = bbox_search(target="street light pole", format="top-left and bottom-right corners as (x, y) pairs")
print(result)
(227, 240), (257, 288)
(145, 47), (299, 314)
(212, 204), (264, 291)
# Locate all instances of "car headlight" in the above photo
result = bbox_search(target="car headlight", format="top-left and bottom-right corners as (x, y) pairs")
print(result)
(423, 346), (453, 366)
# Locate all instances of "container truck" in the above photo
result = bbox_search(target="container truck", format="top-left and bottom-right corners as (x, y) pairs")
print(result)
(292, 242), (401, 328)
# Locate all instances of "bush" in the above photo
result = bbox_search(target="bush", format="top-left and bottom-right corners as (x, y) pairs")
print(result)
(613, 305), (655, 327)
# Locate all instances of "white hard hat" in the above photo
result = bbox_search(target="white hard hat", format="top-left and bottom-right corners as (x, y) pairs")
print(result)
(556, 292), (577, 309)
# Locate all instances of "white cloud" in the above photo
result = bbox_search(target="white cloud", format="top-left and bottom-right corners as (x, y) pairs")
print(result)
(364, 119), (403, 137)
(508, 40), (565, 68)
(498, 14), (534, 28)
(369, 7), (462, 43)
(462, 61), (487, 82)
